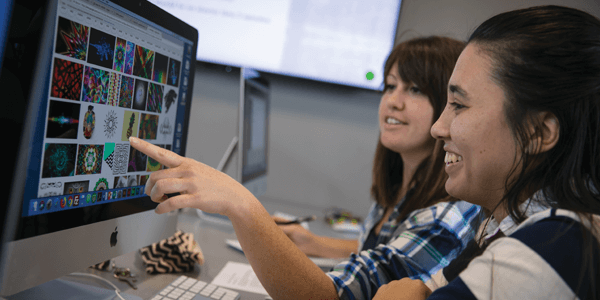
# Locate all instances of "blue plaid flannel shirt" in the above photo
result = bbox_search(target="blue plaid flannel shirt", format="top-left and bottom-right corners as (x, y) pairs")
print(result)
(326, 200), (482, 300)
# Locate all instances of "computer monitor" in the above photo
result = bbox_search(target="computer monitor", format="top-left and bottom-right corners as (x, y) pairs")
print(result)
(0, 0), (197, 297)
(238, 68), (270, 197)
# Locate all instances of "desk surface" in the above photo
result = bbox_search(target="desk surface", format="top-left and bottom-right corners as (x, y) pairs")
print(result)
(68, 197), (360, 300)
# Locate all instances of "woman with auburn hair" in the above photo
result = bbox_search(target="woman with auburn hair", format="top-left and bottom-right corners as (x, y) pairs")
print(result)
(373, 5), (600, 300)
(128, 36), (483, 300)
(274, 36), (477, 261)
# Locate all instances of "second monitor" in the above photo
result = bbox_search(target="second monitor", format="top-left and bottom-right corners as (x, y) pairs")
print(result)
(238, 68), (270, 198)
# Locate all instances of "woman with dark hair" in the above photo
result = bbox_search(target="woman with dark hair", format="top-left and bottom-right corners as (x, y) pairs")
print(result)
(127, 37), (482, 300)
(274, 36), (477, 260)
(373, 5), (600, 300)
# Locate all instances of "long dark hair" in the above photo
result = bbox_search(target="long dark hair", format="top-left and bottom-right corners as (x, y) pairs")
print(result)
(371, 36), (465, 221)
(446, 5), (600, 298)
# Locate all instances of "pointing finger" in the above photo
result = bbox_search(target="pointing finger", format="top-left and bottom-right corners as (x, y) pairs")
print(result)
(129, 137), (183, 168)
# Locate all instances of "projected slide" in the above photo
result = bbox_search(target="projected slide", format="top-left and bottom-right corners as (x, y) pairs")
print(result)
(148, 0), (400, 90)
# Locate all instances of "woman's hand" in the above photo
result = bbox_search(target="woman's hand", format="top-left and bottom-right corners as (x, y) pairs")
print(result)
(373, 278), (432, 300)
(272, 216), (320, 256)
(129, 137), (254, 216)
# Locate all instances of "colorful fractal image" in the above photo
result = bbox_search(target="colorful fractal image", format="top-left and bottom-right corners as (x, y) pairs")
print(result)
(152, 53), (168, 84)
(82, 105), (95, 139)
(51, 58), (84, 101)
(147, 83), (163, 113)
(87, 28), (116, 69)
(42, 143), (77, 178)
(138, 113), (159, 140)
(119, 75), (134, 108)
(167, 58), (181, 87)
(133, 45), (154, 79)
(82, 66), (110, 104)
(146, 156), (163, 172)
(107, 72), (121, 106)
(113, 38), (126, 72)
(124, 41), (135, 75)
(76, 144), (104, 175)
(63, 180), (89, 194)
(127, 145), (147, 172)
(132, 79), (148, 111)
(46, 100), (80, 139)
(55, 17), (88, 60)
(121, 110), (139, 141)
(94, 178), (109, 191)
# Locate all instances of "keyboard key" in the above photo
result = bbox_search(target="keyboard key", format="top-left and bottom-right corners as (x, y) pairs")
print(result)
(151, 275), (240, 300)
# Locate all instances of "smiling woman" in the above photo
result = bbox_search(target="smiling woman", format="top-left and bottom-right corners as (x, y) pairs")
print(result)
(424, 5), (600, 300)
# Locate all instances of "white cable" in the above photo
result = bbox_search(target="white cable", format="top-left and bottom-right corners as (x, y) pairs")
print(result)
(67, 272), (126, 300)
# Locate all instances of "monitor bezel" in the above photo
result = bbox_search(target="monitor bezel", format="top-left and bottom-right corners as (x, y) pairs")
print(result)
(0, 0), (198, 295)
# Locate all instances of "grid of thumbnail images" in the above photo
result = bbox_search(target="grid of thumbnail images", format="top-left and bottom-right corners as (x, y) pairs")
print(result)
(37, 16), (182, 200)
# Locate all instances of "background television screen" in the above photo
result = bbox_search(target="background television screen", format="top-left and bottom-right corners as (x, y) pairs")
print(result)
(147, 0), (401, 90)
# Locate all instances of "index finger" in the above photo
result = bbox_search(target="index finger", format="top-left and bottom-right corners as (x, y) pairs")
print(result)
(129, 136), (183, 168)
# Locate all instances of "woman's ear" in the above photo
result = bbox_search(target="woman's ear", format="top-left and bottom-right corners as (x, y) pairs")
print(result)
(526, 112), (559, 155)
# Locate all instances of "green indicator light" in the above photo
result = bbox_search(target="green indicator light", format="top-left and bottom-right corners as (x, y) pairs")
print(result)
(366, 72), (374, 80)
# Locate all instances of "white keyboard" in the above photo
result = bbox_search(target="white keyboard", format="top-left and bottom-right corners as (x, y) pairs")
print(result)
(150, 275), (240, 300)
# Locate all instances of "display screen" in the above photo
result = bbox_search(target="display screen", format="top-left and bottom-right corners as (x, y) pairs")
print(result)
(22, 0), (194, 218)
(241, 70), (269, 183)
(148, 0), (401, 90)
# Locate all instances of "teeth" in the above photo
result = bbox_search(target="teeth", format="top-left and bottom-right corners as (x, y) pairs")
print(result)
(386, 117), (404, 125)
(444, 152), (463, 164)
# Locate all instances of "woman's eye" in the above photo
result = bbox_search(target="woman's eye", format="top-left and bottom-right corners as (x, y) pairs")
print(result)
(384, 84), (396, 92)
(409, 86), (421, 94)
(450, 101), (466, 110)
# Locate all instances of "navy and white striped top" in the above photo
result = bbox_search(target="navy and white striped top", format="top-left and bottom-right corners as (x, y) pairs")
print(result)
(429, 208), (600, 300)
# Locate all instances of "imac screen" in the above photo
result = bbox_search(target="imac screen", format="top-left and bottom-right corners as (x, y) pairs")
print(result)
(15, 0), (196, 239)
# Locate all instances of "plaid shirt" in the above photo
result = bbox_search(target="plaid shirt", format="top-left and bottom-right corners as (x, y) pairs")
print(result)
(356, 190), (415, 253)
(326, 200), (482, 300)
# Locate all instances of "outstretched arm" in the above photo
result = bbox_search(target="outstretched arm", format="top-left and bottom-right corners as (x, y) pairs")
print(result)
(130, 137), (339, 300)
(273, 216), (358, 258)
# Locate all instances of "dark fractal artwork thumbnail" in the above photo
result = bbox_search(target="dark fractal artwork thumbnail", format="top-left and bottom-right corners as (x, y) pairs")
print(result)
(51, 58), (84, 101)
(147, 83), (163, 113)
(119, 75), (134, 108)
(139, 113), (159, 140)
(132, 79), (148, 111)
(128, 145), (147, 172)
(82, 66), (110, 104)
(76, 144), (104, 175)
(46, 100), (80, 139)
(152, 52), (168, 84)
(124, 41), (135, 75)
(133, 45), (154, 80)
(113, 38), (127, 72)
(42, 143), (77, 178)
(55, 17), (88, 61)
(167, 58), (181, 87)
(87, 28), (116, 69)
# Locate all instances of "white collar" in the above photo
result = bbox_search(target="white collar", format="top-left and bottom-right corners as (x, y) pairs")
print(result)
(483, 190), (552, 239)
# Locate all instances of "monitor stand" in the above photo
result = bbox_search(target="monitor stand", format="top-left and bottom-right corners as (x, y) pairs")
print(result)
(5, 277), (142, 300)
